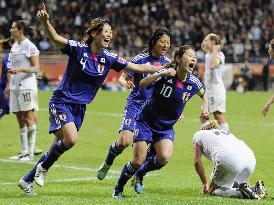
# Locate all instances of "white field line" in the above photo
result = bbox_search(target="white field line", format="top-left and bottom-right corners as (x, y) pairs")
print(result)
(0, 158), (121, 185)
(0, 159), (120, 174)
(0, 176), (118, 185)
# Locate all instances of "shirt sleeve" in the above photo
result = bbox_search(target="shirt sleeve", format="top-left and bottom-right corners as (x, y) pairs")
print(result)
(111, 55), (129, 72)
(195, 78), (205, 97)
(216, 52), (225, 64)
(26, 43), (39, 57)
(192, 131), (203, 146)
(61, 40), (82, 58)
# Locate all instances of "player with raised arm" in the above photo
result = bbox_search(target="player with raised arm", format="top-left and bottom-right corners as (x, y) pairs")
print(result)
(5, 20), (40, 162)
(262, 39), (274, 116)
(201, 33), (229, 131)
(113, 45), (210, 198)
(193, 120), (266, 200)
(97, 26), (172, 180)
(18, 3), (164, 196)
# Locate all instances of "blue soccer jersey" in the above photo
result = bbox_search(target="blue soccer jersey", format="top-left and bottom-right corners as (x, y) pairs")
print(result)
(127, 51), (171, 105)
(119, 51), (170, 132)
(139, 73), (205, 130)
(0, 53), (9, 90)
(53, 40), (128, 104)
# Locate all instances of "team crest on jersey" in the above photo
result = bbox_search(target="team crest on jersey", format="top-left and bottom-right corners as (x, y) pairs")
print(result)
(58, 113), (67, 122)
(97, 64), (105, 73)
(187, 85), (192, 90)
(100, 57), (105, 64)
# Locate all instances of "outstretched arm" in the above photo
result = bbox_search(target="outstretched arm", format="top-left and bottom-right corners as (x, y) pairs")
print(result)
(262, 94), (274, 117)
(193, 143), (208, 194)
(139, 68), (176, 88)
(125, 62), (166, 74)
(118, 72), (134, 90)
(37, 3), (67, 49)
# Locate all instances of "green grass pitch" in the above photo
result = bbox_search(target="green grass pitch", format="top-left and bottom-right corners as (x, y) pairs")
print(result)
(0, 90), (273, 205)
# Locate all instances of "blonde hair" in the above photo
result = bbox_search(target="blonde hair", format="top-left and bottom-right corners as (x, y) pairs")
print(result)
(200, 120), (219, 130)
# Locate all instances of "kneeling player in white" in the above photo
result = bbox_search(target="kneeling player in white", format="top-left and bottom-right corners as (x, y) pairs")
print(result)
(193, 121), (266, 199)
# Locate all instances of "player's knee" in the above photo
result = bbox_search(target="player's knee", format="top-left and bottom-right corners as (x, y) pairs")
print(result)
(64, 136), (78, 149)
(118, 132), (133, 148)
(131, 158), (144, 168)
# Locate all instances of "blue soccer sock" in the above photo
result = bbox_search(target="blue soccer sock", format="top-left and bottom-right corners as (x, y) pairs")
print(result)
(135, 155), (164, 177)
(105, 141), (123, 165)
(115, 162), (138, 192)
(41, 140), (68, 170)
(23, 152), (47, 183)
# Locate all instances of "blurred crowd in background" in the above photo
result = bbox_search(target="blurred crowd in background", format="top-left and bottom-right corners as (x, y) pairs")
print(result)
(0, 0), (273, 63)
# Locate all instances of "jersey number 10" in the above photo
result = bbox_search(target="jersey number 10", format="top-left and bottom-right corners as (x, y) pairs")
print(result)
(160, 84), (173, 98)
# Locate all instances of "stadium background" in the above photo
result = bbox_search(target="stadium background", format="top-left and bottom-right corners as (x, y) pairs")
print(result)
(0, 0), (274, 204)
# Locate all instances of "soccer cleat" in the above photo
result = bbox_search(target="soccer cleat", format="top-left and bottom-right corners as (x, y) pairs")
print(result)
(34, 147), (43, 155)
(34, 162), (47, 187)
(133, 174), (143, 194)
(19, 154), (34, 162)
(239, 183), (261, 200)
(18, 178), (36, 196)
(97, 162), (111, 180)
(112, 189), (124, 198)
(253, 180), (266, 198)
(9, 153), (24, 160)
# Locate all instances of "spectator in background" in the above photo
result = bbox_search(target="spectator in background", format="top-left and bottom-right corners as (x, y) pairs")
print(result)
(0, 0), (273, 62)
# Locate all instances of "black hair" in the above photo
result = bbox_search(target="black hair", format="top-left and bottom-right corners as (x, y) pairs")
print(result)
(0, 38), (13, 50)
(147, 26), (171, 52)
(174, 45), (195, 59)
(13, 20), (37, 38)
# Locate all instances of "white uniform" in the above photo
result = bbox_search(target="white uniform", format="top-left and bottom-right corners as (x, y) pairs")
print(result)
(204, 52), (226, 113)
(193, 129), (256, 188)
(8, 38), (39, 112)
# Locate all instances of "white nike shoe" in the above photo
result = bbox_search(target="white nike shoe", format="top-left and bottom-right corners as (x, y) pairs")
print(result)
(34, 162), (47, 187)
(18, 178), (37, 196)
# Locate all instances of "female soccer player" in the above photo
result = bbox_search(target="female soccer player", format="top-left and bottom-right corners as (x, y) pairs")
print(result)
(201, 33), (229, 131)
(0, 38), (11, 118)
(5, 20), (40, 162)
(97, 26), (172, 180)
(113, 45), (210, 198)
(262, 39), (274, 116)
(193, 120), (265, 199)
(18, 3), (164, 196)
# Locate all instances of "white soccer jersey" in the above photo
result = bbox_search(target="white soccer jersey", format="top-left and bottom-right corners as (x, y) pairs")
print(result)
(192, 129), (254, 163)
(8, 38), (39, 90)
(204, 51), (225, 94)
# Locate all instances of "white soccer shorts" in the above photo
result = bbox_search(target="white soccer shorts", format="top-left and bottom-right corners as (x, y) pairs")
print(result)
(210, 150), (256, 188)
(10, 89), (39, 112)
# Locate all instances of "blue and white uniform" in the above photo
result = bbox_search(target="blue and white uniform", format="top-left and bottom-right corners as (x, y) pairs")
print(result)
(0, 53), (10, 117)
(134, 73), (205, 143)
(119, 51), (170, 132)
(49, 40), (128, 133)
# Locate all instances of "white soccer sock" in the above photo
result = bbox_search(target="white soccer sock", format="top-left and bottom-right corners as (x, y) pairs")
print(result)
(212, 187), (242, 198)
(27, 123), (37, 157)
(20, 126), (28, 155)
(219, 122), (229, 131)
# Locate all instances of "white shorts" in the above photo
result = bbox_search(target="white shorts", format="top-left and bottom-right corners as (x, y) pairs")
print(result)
(210, 150), (256, 188)
(10, 89), (39, 112)
(207, 92), (226, 113)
